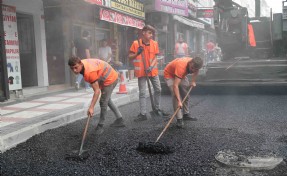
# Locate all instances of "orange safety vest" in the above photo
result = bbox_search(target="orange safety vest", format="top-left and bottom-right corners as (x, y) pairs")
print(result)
(164, 57), (192, 79)
(248, 24), (256, 47)
(130, 39), (159, 78)
(82, 59), (118, 89)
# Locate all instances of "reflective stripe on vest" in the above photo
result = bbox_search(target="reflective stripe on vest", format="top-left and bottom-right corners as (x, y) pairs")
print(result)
(85, 59), (112, 83)
(99, 63), (112, 82)
(133, 59), (141, 63)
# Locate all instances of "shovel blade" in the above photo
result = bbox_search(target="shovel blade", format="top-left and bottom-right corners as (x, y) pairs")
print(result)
(65, 149), (90, 161)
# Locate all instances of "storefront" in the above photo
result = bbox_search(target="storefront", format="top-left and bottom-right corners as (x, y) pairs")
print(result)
(98, 7), (145, 67)
(1, 0), (48, 101)
(0, 4), (9, 100)
(173, 15), (205, 53)
(145, 0), (190, 63)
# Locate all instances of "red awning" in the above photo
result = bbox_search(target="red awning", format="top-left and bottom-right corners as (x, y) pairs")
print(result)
(100, 8), (144, 29)
(84, 0), (103, 6)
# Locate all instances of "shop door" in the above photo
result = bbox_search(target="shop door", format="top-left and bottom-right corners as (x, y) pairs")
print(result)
(0, 50), (8, 101)
(17, 13), (37, 87)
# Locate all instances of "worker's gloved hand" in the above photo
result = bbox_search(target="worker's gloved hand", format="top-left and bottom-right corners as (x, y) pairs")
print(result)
(137, 46), (144, 55)
(146, 66), (154, 73)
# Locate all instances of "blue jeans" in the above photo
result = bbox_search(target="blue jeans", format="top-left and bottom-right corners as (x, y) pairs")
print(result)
(76, 74), (90, 89)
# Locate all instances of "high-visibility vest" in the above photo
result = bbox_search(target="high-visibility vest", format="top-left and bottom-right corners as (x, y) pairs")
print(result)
(130, 39), (159, 78)
(82, 59), (118, 89)
(164, 57), (192, 79)
(248, 24), (256, 47)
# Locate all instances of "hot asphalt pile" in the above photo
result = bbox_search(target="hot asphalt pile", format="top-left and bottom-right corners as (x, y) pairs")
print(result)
(2, 95), (287, 176)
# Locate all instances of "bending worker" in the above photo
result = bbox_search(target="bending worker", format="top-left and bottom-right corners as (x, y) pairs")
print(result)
(164, 57), (203, 128)
(68, 56), (125, 134)
(129, 25), (169, 122)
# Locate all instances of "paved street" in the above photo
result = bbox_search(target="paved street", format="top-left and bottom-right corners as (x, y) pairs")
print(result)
(0, 80), (140, 152)
(1, 92), (287, 176)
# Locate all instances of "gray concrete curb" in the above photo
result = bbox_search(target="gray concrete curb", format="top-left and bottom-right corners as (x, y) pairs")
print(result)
(0, 86), (142, 153)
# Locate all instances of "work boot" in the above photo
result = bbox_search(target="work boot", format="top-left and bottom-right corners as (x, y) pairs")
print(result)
(156, 109), (170, 117)
(176, 119), (184, 128)
(95, 124), (104, 135)
(110, 118), (125, 127)
(183, 114), (197, 121)
(134, 114), (147, 122)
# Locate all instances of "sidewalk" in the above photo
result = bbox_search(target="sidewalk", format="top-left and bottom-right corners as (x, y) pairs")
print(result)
(0, 79), (140, 152)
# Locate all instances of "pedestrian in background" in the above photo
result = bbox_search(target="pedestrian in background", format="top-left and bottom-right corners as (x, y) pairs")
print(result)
(129, 25), (169, 122)
(164, 57), (203, 128)
(98, 39), (112, 63)
(174, 37), (189, 58)
(68, 56), (126, 135)
(74, 30), (91, 91)
(206, 40), (215, 62)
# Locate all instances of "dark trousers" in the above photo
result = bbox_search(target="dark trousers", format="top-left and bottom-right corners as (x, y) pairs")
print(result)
(99, 80), (122, 125)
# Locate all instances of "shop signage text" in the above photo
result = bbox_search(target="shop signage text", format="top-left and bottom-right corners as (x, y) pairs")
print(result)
(155, 0), (188, 17)
(100, 8), (144, 29)
(188, 0), (196, 18)
(2, 5), (22, 90)
(196, 8), (214, 18)
(110, 0), (145, 19)
(84, 0), (103, 6)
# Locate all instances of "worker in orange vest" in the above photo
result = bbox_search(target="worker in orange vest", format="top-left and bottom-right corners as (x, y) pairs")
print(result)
(164, 57), (203, 128)
(129, 25), (169, 122)
(68, 56), (125, 135)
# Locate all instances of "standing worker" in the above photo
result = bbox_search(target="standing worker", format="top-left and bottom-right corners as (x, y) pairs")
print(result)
(74, 30), (91, 90)
(68, 56), (126, 135)
(174, 37), (189, 58)
(129, 25), (169, 122)
(164, 57), (203, 128)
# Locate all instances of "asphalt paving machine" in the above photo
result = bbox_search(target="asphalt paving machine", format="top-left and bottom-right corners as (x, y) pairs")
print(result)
(201, 0), (287, 87)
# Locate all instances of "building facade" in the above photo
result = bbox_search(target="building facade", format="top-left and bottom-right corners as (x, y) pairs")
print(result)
(0, 0), (48, 101)
(0, 0), (217, 101)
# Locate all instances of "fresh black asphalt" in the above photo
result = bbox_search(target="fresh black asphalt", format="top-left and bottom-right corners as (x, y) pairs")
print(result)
(2, 91), (287, 176)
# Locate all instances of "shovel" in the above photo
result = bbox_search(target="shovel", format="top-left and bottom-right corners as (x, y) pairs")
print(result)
(137, 86), (193, 154)
(65, 115), (91, 161)
(137, 39), (163, 119)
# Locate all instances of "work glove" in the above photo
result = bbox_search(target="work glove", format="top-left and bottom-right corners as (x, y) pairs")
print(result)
(137, 46), (144, 55)
(146, 66), (153, 73)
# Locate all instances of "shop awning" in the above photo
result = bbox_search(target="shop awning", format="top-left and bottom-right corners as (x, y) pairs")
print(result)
(100, 8), (144, 29)
(173, 15), (205, 29)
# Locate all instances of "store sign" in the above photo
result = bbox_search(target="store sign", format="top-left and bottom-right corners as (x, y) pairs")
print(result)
(196, 8), (213, 18)
(110, 0), (145, 19)
(100, 8), (144, 29)
(3, 5), (22, 91)
(155, 0), (188, 17)
(84, 0), (104, 6)
(188, 0), (197, 18)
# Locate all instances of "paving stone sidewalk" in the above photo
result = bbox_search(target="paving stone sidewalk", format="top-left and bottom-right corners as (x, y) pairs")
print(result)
(0, 80), (140, 152)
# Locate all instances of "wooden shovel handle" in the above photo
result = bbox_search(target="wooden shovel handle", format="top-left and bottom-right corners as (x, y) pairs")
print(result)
(155, 86), (193, 143)
(79, 115), (91, 155)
